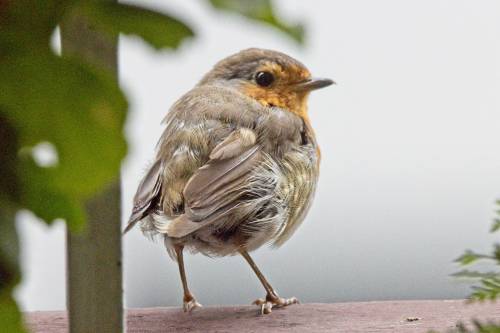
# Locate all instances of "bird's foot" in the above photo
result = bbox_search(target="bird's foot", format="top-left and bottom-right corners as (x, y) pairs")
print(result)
(183, 294), (202, 313)
(252, 292), (299, 314)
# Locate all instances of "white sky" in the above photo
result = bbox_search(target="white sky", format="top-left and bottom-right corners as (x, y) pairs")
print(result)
(16, 0), (500, 310)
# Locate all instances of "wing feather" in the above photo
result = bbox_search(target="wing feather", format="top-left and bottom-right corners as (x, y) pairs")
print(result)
(166, 130), (262, 238)
(123, 159), (163, 234)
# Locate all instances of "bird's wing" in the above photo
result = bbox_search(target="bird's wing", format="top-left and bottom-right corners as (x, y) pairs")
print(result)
(123, 159), (163, 234)
(160, 128), (262, 238)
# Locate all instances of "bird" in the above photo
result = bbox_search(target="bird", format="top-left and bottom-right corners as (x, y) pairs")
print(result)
(125, 48), (334, 314)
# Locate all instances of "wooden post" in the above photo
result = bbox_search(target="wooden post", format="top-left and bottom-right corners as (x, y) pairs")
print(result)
(60, 4), (123, 332)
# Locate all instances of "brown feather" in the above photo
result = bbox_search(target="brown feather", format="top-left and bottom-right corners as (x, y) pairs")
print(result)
(126, 49), (325, 257)
(124, 158), (163, 234)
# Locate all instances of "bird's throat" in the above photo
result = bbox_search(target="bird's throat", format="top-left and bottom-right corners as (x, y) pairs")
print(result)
(242, 84), (310, 119)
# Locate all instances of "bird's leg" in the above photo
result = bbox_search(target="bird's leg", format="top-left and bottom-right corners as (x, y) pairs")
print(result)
(174, 245), (202, 312)
(239, 250), (299, 314)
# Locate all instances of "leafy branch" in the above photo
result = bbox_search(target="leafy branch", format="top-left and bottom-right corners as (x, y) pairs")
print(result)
(430, 321), (500, 333)
(454, 201), (500, 303)
(433, 201), (500, 332)
(0, 0), (303, 331)
(208, 0), (305, 44)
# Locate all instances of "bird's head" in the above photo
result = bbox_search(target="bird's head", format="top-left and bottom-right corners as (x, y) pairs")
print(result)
(199, 48), (334, 119)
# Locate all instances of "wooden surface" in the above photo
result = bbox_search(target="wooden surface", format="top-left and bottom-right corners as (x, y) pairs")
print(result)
(60, 6), (123, 332)
(26, 300), (499, 333)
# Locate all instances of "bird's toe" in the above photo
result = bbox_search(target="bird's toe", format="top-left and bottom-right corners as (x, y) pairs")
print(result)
(183, 298), (202, 313)
(277, 296), (299, 306)
(252, 294), (299, 314)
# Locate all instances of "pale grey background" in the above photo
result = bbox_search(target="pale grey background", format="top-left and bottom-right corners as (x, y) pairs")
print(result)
(16, 0), (500, 311)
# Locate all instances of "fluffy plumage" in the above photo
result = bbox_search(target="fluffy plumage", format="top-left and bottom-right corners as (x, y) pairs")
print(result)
(127, 84), (318, 256)
(125, 48), (333, 314)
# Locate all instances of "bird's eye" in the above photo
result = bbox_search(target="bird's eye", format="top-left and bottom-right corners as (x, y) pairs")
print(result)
(255, 71), (275, 87)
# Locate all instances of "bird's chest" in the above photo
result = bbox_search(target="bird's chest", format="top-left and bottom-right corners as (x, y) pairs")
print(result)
(249, 143), (318, 247)
(276, 144), (319, 220)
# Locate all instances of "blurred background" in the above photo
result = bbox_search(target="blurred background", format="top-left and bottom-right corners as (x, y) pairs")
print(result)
(16, 0), (500, 310)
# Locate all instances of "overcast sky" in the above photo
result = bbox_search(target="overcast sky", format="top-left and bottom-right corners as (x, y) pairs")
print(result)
(16, 0), (500, 311)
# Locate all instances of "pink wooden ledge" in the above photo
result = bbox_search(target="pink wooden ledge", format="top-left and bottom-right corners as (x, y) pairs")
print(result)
(26, 300), (500, 333)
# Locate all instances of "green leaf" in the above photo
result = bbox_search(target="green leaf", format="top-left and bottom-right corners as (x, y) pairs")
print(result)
(0, 115), (19, 204)
(0, 50), (127, 230)
(0, 208), (21, 291)
(0, 118), (24, 333)
(455, 250), (492, 266)
(491, 219), (500, 233)
(0, 296), (26, 333)
(208, 0), (304, 44)
(470, 321), (500, 333)
(0, 0), (74, 54)
(81, 1), (194, 50)
(447, 199), (500, 332)
(494, 244), (500, 262)
(469, 277), (500, 302)
(444, 321), (500, 333)
(19, 158), (87, 230)
(451, 270), (499, 279)
(0, 206), (26, 333)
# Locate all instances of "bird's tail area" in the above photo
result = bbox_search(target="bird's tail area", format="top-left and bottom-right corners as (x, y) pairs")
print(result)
(123, 212), (173, 235)
(123, 207), (152, 235)
(149, 212), (173, 234)
(122, 218), (139, 235)
(123, 159), (164, 235)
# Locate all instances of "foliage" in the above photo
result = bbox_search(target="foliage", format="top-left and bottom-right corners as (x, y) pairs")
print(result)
(209, 0), (304, 44)
(430, 321), (500, 333)
(0, 0), (193, 331)
(80, 1), (194, 51)
(453, 201), (500, 302)
(432, 201), (500, 333)
(0, 0), (303, 331)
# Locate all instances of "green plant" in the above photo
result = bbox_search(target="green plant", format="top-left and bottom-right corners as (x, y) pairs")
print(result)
(454, 200), (500, 302)
(0, 1), (303, 331)
(431, 201), (500, 333)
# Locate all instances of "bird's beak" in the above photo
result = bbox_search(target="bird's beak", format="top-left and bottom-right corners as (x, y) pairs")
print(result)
(292, 77), (335, 92)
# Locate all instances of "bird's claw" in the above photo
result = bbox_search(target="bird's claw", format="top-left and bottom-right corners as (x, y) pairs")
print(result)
(183, 298), (202, 313)
(252, 295), (299, 314)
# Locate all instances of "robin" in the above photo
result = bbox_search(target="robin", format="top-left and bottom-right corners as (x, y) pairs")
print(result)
(125, 48), (334, 314)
